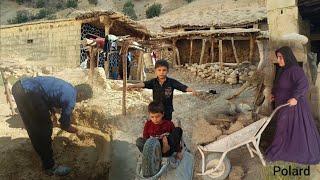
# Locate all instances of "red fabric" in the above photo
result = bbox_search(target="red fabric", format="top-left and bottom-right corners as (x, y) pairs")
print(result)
(91, 38), (105, 48)
(143, 120), (175, 139)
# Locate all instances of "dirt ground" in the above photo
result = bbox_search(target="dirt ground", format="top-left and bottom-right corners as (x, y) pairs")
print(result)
(1, 66), (320, 180)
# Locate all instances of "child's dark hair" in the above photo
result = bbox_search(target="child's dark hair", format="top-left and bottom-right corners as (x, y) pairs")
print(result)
(155, 59), (169, 70)
(148, 101), (164, 114)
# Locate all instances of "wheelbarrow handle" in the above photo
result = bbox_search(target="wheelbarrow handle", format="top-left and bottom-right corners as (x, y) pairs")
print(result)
(269, 103), (290, 119)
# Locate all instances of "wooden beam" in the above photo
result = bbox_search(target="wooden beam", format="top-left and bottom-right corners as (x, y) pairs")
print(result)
(189, 39), (193, 64)
(137, 51), (143, 81)
(249, 35), (255, 63)
(0, 70), (15, 116)
(89, 47), (95, 85)
(175, 47), (181, 66)
(105, 53), (110, 78)
(211, 37), (215, 63)
(219, 40), (223, 67)
(81, 17), (99, 24)
(172, 39), (178, 66)
(199, 39), (207, 64)
(122, 41), (130, 116)
(256, 40), (264, 70)
(231, 37), (240, 65)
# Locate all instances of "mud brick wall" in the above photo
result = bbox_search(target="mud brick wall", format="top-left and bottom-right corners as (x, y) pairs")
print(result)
(0, 19), (81, 67)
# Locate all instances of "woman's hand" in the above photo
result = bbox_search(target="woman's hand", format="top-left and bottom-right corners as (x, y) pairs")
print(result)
(287, 98), (298, 106)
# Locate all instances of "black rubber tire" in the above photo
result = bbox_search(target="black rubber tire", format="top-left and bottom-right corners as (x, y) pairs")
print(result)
(202, 153), (231, 180)
(142, 137), (162, 177)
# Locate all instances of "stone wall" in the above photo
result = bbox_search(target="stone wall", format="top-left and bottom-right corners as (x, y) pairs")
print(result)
(0, 19), (81, 68)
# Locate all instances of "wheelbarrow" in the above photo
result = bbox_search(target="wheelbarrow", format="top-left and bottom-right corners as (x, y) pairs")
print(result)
(197, 103), (290, 179)
(135, 137), (194, 180)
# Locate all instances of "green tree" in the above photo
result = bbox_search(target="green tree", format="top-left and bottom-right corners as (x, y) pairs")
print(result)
(66, 0), (78, 8)
(88, 0), (98, 5)
(8, 10), (31, 24)
(35, 0), (45, 8)
(146, 3), (162, 18)
(122, 1), (137, 20)
(34, 8), (52, 19)
(16, 0), (24, 5)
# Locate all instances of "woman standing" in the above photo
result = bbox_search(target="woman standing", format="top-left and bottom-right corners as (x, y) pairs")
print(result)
(266, 46), (320, 164)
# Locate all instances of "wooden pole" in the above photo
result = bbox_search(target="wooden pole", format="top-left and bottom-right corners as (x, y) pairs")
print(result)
(249, 34), (255, 63)
(219, 40), (223, 67)
(199, 39), (207, 64)
(211, 37), (215, 63)
(175, 46), (181, 66)
(160, 48), (163, 59)
(105, 53), (110, 78)
(96, 50), (100, 67)
(0, 70), (15, 115)
(172, 39), (180, 66)
(137, 51), (143, 81)
(172, 44), (177, 67)
(89, 47), (95, 85)
(231, 37), (240, 65)
(256, 40), (265, 70)
(122, 41), (130, 116)
(189, 39), (193, 64)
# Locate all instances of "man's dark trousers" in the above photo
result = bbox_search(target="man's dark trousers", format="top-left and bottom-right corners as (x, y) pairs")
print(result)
(12, 80), (54, 170)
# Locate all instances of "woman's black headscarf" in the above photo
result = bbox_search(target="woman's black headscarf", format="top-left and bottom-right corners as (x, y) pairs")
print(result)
(274, 46), (299, 84)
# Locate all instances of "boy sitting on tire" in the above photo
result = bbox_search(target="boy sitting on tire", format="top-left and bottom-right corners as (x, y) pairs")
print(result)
(136, 101), (183, 159)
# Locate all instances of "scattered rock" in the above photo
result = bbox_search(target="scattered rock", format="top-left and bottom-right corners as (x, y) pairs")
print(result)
(226, 77), (237, 85)
(229, 166), (245, 180)
(248, 71), (255, 76)
(41, 66), (52, 74)
(227, 102), (237, 116)
(236, 103), (252, 113)
(225, 121), (244, 135)
(192, 118), (222, 144)
(237, 112), (254, 126)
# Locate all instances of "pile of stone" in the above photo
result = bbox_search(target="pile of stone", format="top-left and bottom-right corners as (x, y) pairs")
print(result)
(184, 62), (257, 85)
(0, 64), (54, 79)
(192, 102), (255, 144)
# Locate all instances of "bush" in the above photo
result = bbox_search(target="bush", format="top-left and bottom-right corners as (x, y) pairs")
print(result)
(66, 0), (78, 8)
(88, 0), (98, 5)
(16, 0), (24, 5)
(34, 8), (52, 19)
(55, 0), (65, 9)
(47, 14), (57, 20)
(146, 3), (162, 18)
(122, 1), (137, 20)
(185, 0), (193, 3)
(8, 10), (31, 24)
(35, 0), (45, 8)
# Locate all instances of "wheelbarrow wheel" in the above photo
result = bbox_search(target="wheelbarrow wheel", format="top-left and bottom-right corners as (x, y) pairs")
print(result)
(142, 137), (162, 177)
(203, 153), (231, 180)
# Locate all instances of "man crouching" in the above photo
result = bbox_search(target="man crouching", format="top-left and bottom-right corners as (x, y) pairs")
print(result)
(12, 76), (93, 176)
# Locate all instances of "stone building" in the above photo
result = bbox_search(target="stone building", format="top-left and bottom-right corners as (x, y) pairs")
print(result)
(0, 11), (150, 68)
(139, 1), (268, 66)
